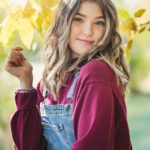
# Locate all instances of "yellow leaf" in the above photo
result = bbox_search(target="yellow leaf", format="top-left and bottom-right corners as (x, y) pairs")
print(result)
(22, 1), (36, 18)
(43, 11), (54, 29)
(36, 12), (44, 30)
(118, 8), (130, 19)
(126, 40), (132, 50)
(17, 18), (34, 49)
(30, 11), (40, 29)
(134, 9), (146, 17)
(36, 10), (54, 32)
(9, 5), (23, 19)
(125, 40), (132, 62)
(120, 18), (137, 32)
(40, 0), (59, 10)
(138, 26), (146, 33)
(0, 16), (17, 45)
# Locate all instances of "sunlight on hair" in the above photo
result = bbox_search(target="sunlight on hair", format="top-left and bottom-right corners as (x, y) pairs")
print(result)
(63, 0), (70, 3)
(63, 0), (76, 7)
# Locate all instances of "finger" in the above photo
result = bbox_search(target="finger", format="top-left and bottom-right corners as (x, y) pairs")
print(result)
(4, 58), (13, 72)
(8, 50), (23, 60)
(17, 55), (25, 65)
(8, 47), (25, 58)
(11, 51), (26, 62)
(5, 61), (18, 76)
(15, 52), (26, 64)
(11, 49), (26, 61)
(10, 57), (23, 66)
(9, 47), (23, 58)
(6, 47), (26, 67)
(4, 54), (22, 73)
(15, 47), (23, 50)
(10, 47), (23, 52)
(16, 52), (26, 61)
(8, 54), (22, 66)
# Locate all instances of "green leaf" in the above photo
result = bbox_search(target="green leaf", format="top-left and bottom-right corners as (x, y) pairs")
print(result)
(134, 9), (146, 17)
(118, 8), (130, 19)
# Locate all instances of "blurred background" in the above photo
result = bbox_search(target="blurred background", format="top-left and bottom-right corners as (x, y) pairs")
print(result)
(0, 0), (150, 149)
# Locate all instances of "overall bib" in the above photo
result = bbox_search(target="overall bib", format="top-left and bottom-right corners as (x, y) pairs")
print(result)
(40, 72), (79, 150)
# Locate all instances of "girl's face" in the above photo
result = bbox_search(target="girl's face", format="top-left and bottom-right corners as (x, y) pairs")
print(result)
(69, 1), (106, 58)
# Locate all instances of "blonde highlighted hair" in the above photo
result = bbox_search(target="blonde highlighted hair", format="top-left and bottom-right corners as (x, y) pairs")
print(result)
(42, 0), (130, 100)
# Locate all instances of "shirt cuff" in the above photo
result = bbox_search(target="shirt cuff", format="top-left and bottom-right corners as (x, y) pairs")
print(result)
(15, 89), (38, 110)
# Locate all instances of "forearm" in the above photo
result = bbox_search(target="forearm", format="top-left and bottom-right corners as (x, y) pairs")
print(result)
(19, 73), (33, 89)
(11, 89), (46, 150)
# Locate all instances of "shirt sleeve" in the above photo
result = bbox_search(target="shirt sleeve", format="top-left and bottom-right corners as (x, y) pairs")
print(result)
(72, 82), (115, 150)
(10, 81), (47, 150)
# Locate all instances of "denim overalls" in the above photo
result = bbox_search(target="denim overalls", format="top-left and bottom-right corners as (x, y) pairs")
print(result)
(40, 72), (79, 150)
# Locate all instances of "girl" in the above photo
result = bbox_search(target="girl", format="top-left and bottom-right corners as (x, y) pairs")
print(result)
(5, 0), (132, 149)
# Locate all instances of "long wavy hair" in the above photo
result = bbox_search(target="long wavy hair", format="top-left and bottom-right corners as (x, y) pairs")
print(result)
(42, 0), (130, 100)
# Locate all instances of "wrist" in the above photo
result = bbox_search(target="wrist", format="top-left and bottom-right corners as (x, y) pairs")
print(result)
(18, 87), (35, 93)
(19, 77), (33, 89)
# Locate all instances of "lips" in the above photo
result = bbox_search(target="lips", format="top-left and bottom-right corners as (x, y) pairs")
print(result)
(77, 38), (94, 45)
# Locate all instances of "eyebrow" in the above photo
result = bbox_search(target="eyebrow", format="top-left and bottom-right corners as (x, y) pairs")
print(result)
(75, 12), (105, 19)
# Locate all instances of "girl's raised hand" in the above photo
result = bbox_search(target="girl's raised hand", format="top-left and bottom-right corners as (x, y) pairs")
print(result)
(4, 47), (33, 89)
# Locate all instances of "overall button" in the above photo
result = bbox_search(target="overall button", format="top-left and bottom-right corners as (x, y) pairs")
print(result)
(65, 105), (70, 110)
(58, 123), (64, 131)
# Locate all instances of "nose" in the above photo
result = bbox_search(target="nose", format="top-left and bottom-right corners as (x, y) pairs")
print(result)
(82, 23), (93, 36)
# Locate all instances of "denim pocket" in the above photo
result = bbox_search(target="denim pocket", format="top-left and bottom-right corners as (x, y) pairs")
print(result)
(41, 118), (70, 150)
(41, 118), (64, 132)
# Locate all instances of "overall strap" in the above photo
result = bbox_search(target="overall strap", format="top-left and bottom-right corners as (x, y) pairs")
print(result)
(42, 71), (80, 100)
(67, 71), (79, 99)
(42, 86), (49, 99)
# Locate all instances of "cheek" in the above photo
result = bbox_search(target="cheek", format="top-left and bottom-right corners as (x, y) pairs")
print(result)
(95, 27), (105, 42)
(70, 23), (81, 38)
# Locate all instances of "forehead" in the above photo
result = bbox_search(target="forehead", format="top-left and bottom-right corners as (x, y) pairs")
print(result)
(77, 1), (103, 16)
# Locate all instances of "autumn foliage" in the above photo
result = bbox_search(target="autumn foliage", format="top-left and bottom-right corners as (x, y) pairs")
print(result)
(0, 0), (150, 63)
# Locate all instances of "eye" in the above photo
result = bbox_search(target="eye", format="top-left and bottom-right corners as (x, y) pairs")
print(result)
(95, 21), (105, 26)
(73, 17), (83, 23)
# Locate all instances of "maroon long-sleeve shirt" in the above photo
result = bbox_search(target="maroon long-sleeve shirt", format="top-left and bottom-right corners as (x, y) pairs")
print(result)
(10, 60), (132, 150)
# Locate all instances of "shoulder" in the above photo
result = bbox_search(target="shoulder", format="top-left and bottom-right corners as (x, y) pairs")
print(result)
(78, 59), (116, 86)
(80, 59), (113, 75)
